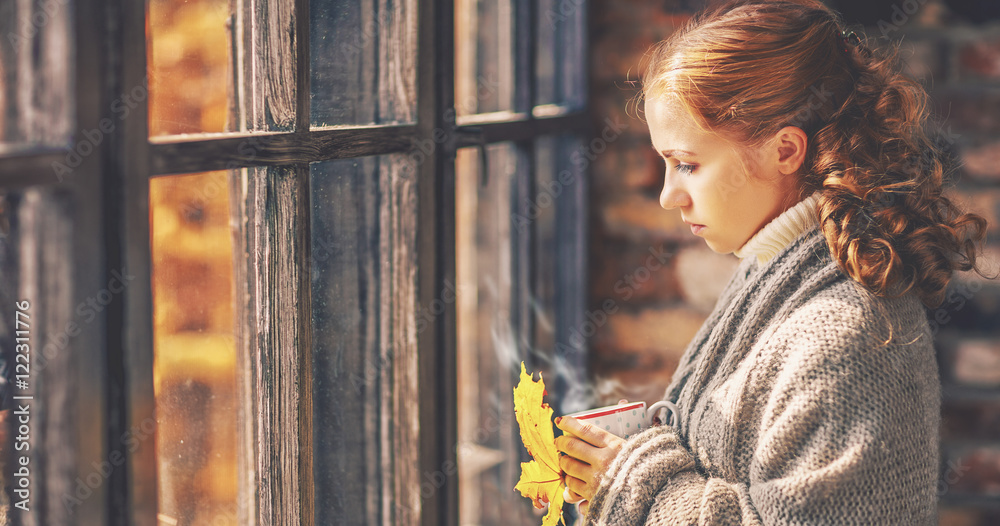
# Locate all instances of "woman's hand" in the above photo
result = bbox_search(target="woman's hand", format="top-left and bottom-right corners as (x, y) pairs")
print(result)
(554, 415), (625, 503)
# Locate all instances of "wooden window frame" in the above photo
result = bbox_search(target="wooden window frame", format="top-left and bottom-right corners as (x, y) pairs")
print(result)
(0, 0), (589, 524)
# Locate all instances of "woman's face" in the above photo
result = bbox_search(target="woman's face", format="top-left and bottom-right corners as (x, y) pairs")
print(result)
(645, 97), (801, 254)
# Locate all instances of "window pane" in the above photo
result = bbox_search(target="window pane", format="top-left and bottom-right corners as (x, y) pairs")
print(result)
(0, 188), (77, 525)
(534, 137), (558, 355)
(150, 171), (237, 524)
(457, 142), (560, 524)
(0, 0), (73, 149)
(0, 186), (81, 525)
(535, 0), (586, 110)
(533, 135), (589, 413)
(311, 156), (380, 523)
(456, 144), (537, 525)
(310, 154), (419, 524)
(147, 0), (233, 136)
(455, 0), (514, 117)
(457, 138), (590, 525)
(310, 0), (417, 127)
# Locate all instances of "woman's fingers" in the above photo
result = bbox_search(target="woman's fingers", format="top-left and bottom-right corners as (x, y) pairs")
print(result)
(563, 473), (594, 500)
(563, 486), (586, 505)
(555, 416), (611, 449)
(558, 451), (591, 480)
(554, 433), (602, 466)
(554, 414), (628, 505)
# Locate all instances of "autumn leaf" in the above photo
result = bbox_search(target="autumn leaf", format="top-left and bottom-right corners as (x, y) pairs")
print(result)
(513, 361), (565, 526)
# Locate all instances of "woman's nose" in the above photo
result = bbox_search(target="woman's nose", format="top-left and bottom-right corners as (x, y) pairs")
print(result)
(659, 177), (690, 210)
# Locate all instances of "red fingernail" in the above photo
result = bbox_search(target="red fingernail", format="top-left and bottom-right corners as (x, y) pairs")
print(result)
(555, 416), (562, 424)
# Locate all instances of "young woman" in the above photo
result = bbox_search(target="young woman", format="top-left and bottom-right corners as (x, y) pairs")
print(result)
(553, 0), (989, 524)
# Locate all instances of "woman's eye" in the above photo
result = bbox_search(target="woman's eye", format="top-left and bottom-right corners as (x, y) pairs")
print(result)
(676, 163), (696, 175)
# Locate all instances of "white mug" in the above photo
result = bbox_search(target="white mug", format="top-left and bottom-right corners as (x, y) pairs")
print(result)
(563, 400), (678, 439)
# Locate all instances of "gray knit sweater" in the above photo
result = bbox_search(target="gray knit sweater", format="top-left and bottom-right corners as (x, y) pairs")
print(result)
(586, 225), (940, 525)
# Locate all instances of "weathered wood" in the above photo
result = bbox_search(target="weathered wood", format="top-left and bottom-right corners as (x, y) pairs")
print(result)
(68, 0), (115, 523)
(229, 168), (256, 526)
(0, 150), (70, 188)
(454, 113), (590, 148)
(416, 0), (458, 523)
(377, 0), (418, 123)
(294, 0), (310, 132)
(234, 7), (311, 524)
(380, 155), (420, 525)
(237, 165), (310, 526)
(245, 0), (296, 130)
(295, 164), (316, 526)
(149, 126), (416, 176)
(117, 0), (158, 523)
(147, 113), (587, 177)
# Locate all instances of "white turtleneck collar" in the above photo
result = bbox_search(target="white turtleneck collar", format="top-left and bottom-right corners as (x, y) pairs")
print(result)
(733, 191), (822, 264)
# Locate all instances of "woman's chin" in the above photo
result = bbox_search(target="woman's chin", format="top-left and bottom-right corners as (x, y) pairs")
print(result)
(702, 239), (731, 254)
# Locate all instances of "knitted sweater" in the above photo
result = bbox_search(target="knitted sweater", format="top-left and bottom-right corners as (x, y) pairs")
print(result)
(585, 223), (940, 525)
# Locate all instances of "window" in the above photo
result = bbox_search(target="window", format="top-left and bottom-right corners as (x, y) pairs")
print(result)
(0, 0), (588, 524)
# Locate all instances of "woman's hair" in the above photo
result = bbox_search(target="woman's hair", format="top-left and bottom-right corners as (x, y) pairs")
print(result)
(638, 0), (989, 307)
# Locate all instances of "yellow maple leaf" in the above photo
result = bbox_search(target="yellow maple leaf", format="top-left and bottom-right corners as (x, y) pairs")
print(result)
(513, 361), (565, 526)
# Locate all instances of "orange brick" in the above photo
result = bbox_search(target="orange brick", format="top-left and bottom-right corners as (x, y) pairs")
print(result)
(593, 305), (706, 361)
(959, 36), (1000, 81)
(961, 140), (1000, 182)
(947, 186), (1000, 238)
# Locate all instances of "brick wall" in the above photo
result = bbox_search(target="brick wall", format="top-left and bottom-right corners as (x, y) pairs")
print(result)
(587, 0), (1000, 522)
(587, 0), (721, 405)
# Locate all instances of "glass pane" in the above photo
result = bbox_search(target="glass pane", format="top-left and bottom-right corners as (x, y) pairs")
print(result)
(535, 0), (586, 109)
(533, 135), (589, 413)
(534, 137), (559, 355)
(457, 138), (590, 525)
(456, 144), (537, 525)
(310, 0), (417, 127)
(311, 154), (422, 523)
(150, 171), (237, 524)
(310, 156), (380, 523)
(147, 0), (234, 136)
(0, 0), (73, 148)
(455, 0), (514, 117)
(0, 188), (82, 524)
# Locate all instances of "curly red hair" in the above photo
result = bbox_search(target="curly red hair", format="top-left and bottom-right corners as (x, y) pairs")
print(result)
(638, 0), (988, 307)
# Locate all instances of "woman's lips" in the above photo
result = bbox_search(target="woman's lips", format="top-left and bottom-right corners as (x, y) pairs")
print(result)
(688, 223), (706, 235)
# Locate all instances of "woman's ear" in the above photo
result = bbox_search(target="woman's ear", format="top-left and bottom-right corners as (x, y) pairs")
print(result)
(774, 126), (808, 175)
